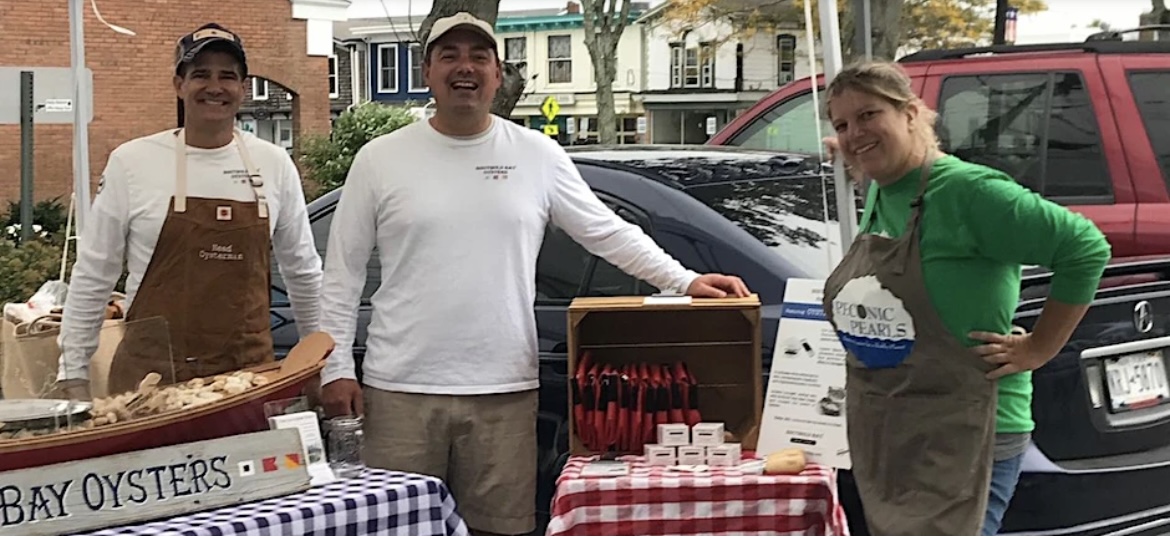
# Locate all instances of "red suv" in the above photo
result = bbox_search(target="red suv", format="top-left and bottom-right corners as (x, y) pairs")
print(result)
(708, 37), (1170, 258)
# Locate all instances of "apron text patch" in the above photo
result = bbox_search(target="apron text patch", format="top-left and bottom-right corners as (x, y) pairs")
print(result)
(831, 275), (916, 368)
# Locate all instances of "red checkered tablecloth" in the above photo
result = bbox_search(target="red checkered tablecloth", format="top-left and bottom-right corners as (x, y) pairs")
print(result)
(546, 455), (850, 536)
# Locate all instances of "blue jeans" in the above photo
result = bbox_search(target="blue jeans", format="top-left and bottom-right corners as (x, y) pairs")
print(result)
(981, 454), (1024, 535)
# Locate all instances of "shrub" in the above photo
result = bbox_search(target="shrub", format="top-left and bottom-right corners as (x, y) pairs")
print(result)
(4, 197), (69, 244)
(0, 235), (74, 306)
(298, 102), (418, 197)
(0, 199), (126, 306)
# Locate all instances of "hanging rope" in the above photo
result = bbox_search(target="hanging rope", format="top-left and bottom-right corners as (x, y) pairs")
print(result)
(59, 193), (76, 283)
(90, 0), (136, 36)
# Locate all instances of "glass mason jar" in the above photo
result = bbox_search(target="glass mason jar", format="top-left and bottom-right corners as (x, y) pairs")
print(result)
(326, 416), (366, 479)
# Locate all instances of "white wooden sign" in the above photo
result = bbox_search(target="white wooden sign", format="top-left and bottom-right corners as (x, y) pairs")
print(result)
(758, 278), (852, 469)
(0, 429), (310, 535)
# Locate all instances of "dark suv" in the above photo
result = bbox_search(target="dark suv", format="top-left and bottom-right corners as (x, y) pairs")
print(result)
(270, 145), (1170, 535)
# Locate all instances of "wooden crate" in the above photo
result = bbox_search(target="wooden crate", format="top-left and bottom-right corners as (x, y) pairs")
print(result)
(567, 295), (763, 456)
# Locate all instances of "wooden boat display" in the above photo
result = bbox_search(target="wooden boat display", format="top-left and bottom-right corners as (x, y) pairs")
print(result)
(0, 332), (334, 473)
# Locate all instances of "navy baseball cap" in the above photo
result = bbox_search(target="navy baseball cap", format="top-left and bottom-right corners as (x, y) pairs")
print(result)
(175, 23), (248, 77)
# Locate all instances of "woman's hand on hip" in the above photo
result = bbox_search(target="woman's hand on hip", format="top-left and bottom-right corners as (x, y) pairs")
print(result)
(970, 329), (1057, 380)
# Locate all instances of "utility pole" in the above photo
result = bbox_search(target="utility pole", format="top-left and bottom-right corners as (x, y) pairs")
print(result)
(993, 0), (1009, 44)
(20, 71), (35, 244)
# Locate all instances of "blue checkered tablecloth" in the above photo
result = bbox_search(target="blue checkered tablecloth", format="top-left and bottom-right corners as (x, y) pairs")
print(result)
(90, 468), (469, 536)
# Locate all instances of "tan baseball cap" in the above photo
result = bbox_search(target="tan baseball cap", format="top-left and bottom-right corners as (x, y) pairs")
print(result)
(425, 12), (499, 56)
(175, 23), (248, 77)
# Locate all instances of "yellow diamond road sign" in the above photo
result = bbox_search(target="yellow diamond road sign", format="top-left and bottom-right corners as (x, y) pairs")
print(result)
(541, 96), (560, 121)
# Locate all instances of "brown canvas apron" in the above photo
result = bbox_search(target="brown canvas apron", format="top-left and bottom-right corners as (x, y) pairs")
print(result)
(107, 128), (274, 394)
(822, 157), (998, 535)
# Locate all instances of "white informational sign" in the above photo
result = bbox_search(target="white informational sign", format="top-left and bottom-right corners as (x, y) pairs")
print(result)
(758, 278), (851, 469)
(268, 411), (336, 486)
(636, 116), (647, 134)
(705, 116), (717, 135)
(43, 98), (73, 112)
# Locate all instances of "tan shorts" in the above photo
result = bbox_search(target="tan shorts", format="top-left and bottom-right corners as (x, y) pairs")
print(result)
(361, 386), (538, 535)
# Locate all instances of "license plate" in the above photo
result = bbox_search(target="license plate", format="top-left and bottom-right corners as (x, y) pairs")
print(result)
(1105, 350), (1170, 412)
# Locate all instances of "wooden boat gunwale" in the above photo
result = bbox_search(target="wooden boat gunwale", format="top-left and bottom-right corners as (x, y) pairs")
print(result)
(0, 334), (331, 454)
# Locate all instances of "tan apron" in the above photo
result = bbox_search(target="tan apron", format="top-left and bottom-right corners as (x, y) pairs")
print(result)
(107, 128), (274, 394)
(822, 158), (998, 535)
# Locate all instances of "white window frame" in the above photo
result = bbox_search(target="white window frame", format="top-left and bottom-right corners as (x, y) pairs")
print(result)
(252, 77), (269, 100)
(670, 44), (683, 88)
(408, 43), (428, 92)
(376, 43), (399, 94)
(277, 118), (293, 148)
(547, 35), (572, 84)
(670, 44), (714, 89)
(701, 44), (714, 87)
(504, 36), (528, 80)
(327, 54), (339, 98)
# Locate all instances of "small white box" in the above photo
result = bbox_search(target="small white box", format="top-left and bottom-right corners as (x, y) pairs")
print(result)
(677, 445), (706, 466)
(657, 423), (690, 446)
(705, 443), (742, 467)
(644, 444), (677, 466)
(691, 422), (725, 446)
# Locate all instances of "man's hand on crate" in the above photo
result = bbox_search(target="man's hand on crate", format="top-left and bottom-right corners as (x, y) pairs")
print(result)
(686, 274), (751, 299)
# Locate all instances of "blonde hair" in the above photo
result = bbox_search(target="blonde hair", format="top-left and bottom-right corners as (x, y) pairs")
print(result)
(824, 60), (940, 152)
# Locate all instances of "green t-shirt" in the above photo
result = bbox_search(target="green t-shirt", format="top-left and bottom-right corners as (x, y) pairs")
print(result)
(861, 155), (1111, 433)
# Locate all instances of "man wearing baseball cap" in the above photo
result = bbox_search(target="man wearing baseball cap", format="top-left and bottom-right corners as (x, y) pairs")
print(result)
(317, 12), (750, 535)
(56, 23), (322, 398)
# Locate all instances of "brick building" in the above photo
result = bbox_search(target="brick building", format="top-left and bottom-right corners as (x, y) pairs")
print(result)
(0, 0), (348, 206)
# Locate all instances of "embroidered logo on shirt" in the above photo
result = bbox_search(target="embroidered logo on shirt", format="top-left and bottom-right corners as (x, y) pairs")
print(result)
(226, 167), (261, 185)
(477, 165), (516, 181)
(216, 206), (233, 221)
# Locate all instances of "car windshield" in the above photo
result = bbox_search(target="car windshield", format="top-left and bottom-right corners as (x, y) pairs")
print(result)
(572, 150), (853, 277)
(685, 176), (846, 278)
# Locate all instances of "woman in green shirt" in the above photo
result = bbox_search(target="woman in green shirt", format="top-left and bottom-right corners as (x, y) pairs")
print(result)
(819, 61), (1111, 535)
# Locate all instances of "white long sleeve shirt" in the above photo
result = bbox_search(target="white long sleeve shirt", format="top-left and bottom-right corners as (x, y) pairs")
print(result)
(318, 116), (700, 394)
(58, 129), (323, 381)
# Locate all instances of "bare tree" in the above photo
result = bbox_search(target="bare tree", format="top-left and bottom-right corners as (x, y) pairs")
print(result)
(419, 0), (527, 117)
(581, 0), (634, 144)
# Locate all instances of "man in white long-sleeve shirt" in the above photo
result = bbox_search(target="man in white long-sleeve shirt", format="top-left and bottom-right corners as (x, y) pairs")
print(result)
(317, 13), (749, 535)
(55, 23), (322, 399)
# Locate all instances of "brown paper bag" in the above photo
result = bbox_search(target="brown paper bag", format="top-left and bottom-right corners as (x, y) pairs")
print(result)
(1, 316), (126, 399)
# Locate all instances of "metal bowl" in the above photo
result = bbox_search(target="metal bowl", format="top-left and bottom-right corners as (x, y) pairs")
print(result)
(0, 399), (93, 432)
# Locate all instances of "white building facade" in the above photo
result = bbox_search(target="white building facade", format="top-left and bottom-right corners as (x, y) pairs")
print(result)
(638, 5), (822, 144)
(496, 6), (648, 144)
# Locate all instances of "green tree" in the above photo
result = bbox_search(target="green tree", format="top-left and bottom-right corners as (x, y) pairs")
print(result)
(902, 0), (1047, 50)
(581, 0), (636, 145)
(662, 0), (1047, 61)
(297, 102), (418, 196)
